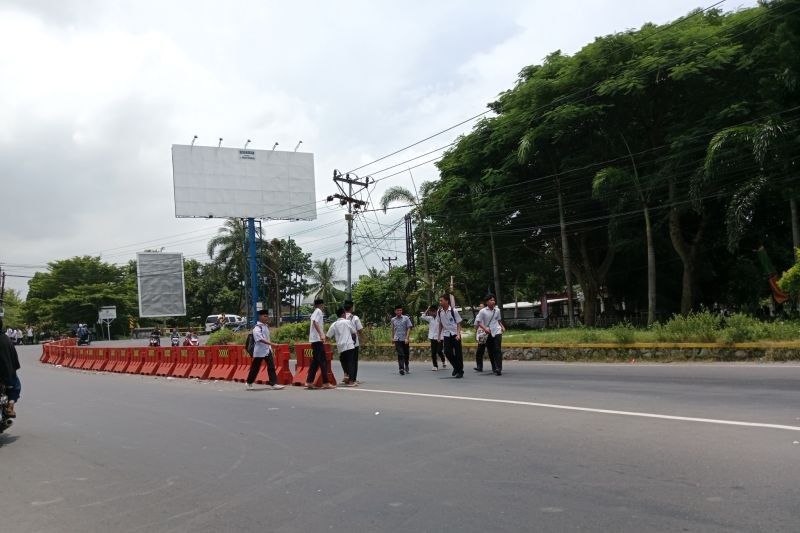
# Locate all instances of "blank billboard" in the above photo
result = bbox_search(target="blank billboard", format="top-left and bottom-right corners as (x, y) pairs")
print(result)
(171, 145), (317, 220)
(137, 252), (187, 318)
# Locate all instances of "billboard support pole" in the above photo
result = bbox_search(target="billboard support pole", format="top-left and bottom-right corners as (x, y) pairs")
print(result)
(247, 217), (259, 327)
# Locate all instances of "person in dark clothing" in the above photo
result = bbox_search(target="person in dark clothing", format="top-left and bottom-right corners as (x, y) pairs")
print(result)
(0, 319), (21, 418)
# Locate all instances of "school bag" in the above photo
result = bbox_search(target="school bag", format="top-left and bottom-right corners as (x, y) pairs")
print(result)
(245, 332), (256, 356)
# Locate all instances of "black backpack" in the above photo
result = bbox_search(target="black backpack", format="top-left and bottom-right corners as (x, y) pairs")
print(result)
(245, 333), (256, 356)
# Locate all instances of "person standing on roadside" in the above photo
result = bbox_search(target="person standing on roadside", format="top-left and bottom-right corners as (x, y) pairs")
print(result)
(0, 319), (21, 418)
(343, 301), (364, 384)
(306, 298), (334, 389)
(437, 294), (464, 378)
(421, 305), (446, 371)
(26, 326), (34, 345)
(246, 309), (285, 391)
(391, 305), (413, 375)
(327, 307), (357, 387)
(476, 294), (505, 376)
(473, 302), (488, 372)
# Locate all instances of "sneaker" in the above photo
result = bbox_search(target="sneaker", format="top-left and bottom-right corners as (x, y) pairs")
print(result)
(5, 401), (16, 418)
(271, 384), (285, 390)
(495, 370), (502, 376)
(452, 368), (458, 377)
(456, 372), (464, 379)
(405, 367), (410, 374)
(322, 383), (335, 389)
(246, 383), (254, 390)
(432, 366), (438, 371)
(399, 369), (405, 375)
(474, 367), (483, 372)
(305, 383), (317, 390)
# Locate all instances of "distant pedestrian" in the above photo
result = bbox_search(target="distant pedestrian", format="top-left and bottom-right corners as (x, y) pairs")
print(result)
(306, 299), (333, 389)
(246, 309), (284, 390)
(327, 307), (357, 387)
(421, 305), (445, 371)
(437, 294), (464, 378)
(26, 326), (34, 345)
(14, 329), (23, 346)
(343, 301), (364, 384)
(391, 305), (413, 375)
(476, 294), (505, 376)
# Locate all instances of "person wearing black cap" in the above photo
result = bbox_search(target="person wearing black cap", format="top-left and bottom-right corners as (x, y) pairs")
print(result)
(246, 309), (284, 390)
(306, 298), (333, 389)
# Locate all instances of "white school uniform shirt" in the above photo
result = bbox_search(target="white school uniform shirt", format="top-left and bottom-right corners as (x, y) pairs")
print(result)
(327, 318), (356, 353)
(346, 312), (364, 348)
(252, 322), (272, 358)
(309, 307), (324, 342)
(437, 307), (462, 338)
(475, 307), (503, 336)
(421, 314), (438, 340)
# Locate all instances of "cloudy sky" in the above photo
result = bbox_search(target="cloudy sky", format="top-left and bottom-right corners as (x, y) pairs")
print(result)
(0, 0), (756, 296)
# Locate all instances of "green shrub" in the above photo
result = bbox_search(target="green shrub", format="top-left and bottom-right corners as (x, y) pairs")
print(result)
(206, 328), (246, 346)
(610, 322), (635, 344)
(577, 328), (602, 343)
(659, 311), (722, 342)
(720, 313), (765, 343)
(272, 322), (309, 344)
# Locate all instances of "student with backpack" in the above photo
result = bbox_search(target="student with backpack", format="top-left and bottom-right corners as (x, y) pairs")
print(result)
(245, 309), (285, 390)
(475, 294), (505, 376)
(437, 294), (464, 378)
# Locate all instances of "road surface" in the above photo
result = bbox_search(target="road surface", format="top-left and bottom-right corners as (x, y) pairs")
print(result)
(2, 341), (799, 532)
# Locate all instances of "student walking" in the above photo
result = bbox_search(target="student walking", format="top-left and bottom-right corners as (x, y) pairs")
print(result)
(391, 305), (413, 375)
(327, 308), (358, 387)
(476, 294), (505, 376)
(306, 299), (334, 389)
(437, 294), (464, 378)
(246, 309), (285, 390)
(343, 301), (364, 384)
(473, 302), (488, 372)
(421, 305), (445, 371)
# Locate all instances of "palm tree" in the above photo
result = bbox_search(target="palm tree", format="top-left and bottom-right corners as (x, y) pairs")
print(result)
(207, 219), (247, 312)
(307, 258), (347, 306)
(380, 185), (432, 300)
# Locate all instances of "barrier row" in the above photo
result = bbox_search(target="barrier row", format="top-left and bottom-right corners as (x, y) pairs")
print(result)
(40, 340), (338, 386)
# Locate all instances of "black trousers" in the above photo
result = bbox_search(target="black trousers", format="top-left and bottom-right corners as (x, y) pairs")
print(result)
(306, 341), (329, 385)
(247, 354), (277, 386)
(443, 336), (463, 373)
(475, 341), (487, 370)
(394, 341), (410, 370)
(350, 346), (359, 381)
(430, 339), (444, 367)
(487, 334), (503, 372)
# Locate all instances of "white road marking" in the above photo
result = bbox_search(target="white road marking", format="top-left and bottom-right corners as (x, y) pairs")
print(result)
(343, 388), (800, 432)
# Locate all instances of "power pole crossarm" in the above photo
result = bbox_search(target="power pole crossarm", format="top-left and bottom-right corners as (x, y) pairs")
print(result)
(330, 170), (371, 299)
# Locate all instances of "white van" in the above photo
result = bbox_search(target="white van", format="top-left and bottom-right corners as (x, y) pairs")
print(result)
(205, 314), (244, 332)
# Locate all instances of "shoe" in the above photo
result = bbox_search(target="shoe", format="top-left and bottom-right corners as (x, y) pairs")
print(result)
(452, 368), (457, 376)
(399, 369), (405, 375)
(5, 401), (16, 418)
(495, 370), (502, 376)
(405, 367), (410, 374)
(246, 383), (254, 390)
(432, 367), (438, 371)
(474, 367), (483, 372)
(442, 362), (447, 368)
(342, 377), (351, 385)
(322, 383), (335, 389)
(456, 372), (464, 379)
(271, 384), (285, 390)
(305, 383), (317, 390)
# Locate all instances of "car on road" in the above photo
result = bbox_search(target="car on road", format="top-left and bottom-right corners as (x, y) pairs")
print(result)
(204, 314), (245, 332)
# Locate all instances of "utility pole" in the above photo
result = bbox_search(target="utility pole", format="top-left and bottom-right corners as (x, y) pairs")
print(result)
(404, 214), (416, 277)
(329, 170), (370, 299)
(382, 257), (398, 269)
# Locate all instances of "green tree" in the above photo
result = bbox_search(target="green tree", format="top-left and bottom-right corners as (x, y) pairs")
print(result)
(307, 258), (346, 307)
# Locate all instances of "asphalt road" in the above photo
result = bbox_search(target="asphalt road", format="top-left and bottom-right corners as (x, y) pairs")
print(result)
(2, 342), (799, 532)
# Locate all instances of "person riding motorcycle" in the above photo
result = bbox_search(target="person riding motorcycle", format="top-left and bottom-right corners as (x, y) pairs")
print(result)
(182, 329), (199, 346)
(0, 319), (21, 421)
(149, 327), (161, 347)
(170, 328), (181, 347)
(77, 323), (91, 346)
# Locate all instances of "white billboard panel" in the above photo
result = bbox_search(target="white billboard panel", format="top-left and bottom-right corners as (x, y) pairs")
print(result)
(137, 252), (187, 318)
(171, 145), (317, 220)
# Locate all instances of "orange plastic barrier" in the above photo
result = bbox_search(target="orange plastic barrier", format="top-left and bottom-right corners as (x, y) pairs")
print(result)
(155, 347), (177, 377)
(187, 347), (212, 379)
(111, 348), (129, 372)
(171, 347), (194, 378)
(124, 348), (144, 374)
(140, 348), (160, 375)
(208, 346), (237, 381)
(91, 348), (109, 371)
(292, 343), (336, 387)
(61, 345), (77, 368)
(105, 348), (119, 372)
(232, 351), (252, 383)
(273, 344), (293, 385)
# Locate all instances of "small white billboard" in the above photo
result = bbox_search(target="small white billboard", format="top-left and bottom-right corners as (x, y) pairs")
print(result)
(98, 306), (117, 320)
(137, 252), (187, 318)
(171, 145), (317, 221)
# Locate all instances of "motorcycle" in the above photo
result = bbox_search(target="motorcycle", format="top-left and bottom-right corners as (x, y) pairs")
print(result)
(77, 328), (91, 346)
(149, 332), (161, 347)
(183, 334), (199, 347)
(170, 334), (181, 347)
(0, 386), (13, 434)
